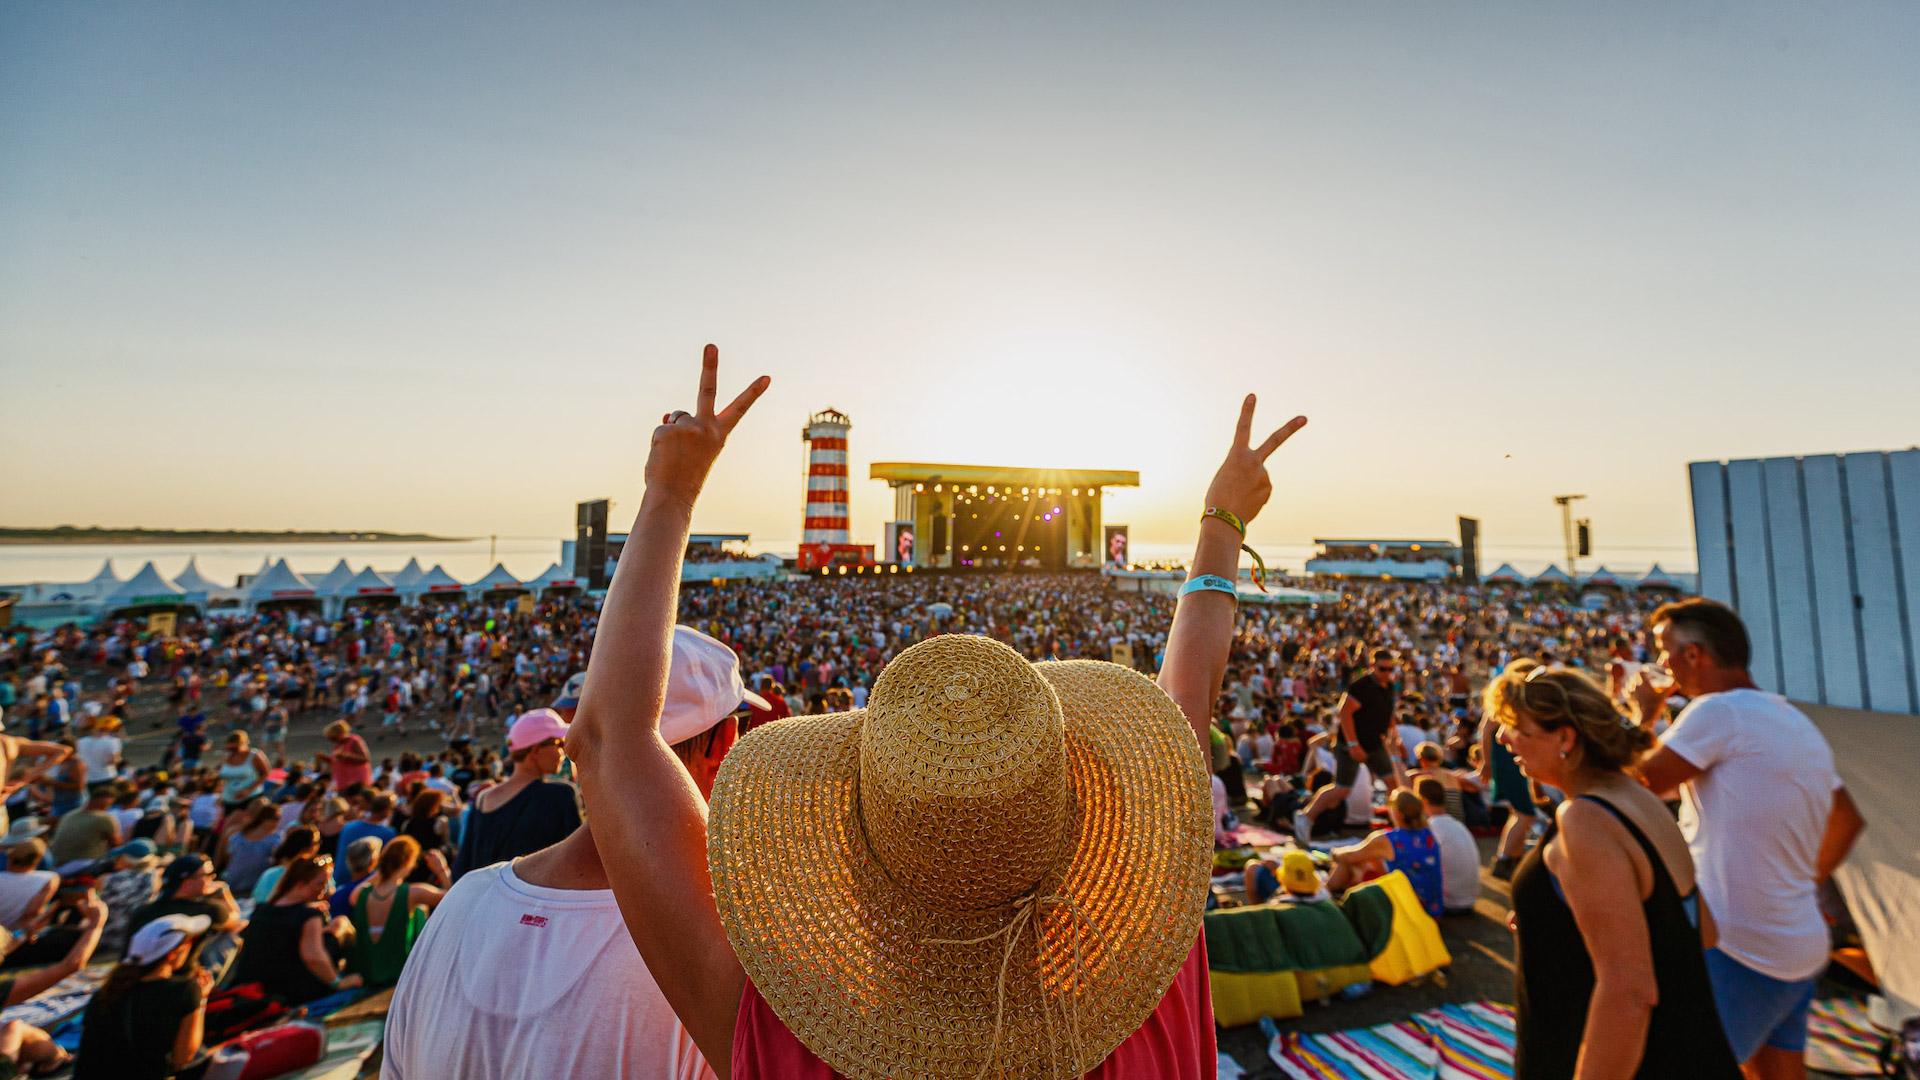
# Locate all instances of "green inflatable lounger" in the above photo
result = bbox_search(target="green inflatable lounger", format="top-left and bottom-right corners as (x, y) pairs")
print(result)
(1203, 870), (1452, 1027)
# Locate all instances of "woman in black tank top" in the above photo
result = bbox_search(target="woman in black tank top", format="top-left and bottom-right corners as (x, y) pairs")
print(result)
(1486, 661), (1740, 1080)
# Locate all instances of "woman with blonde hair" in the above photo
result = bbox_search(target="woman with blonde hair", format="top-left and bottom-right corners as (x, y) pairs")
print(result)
(1487, 659), (1739, 1079)
(1323, 788), (1445, 917)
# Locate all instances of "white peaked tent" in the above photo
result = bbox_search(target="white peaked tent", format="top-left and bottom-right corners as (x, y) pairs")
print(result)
(1584, 566), (1625, 588)
(329, 566), (399, 616)
(411, 564), (465, 600)
(1636, 563), (1685, 592)
(1532, 564), (1573, 587)
(311, 559), (356, 597)
(1482, 563), (1525, 584)
(101, 562), (193, 614)
(524, 563), (581, 594)
(244, 559), (316, 610)
(468, 563), (526, 598)
(83, 560), (123, 600)
(172, 558), (222, 597)
(389, 559), (425, 591)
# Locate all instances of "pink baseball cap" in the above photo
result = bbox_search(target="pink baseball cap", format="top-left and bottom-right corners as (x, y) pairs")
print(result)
(507, 708), (571, 752)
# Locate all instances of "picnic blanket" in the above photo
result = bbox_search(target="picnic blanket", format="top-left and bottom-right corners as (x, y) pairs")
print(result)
(0, 965), (109, 1032)
(1807, 997), (1886, 1076)
(1269, 1001), (1516, 1080)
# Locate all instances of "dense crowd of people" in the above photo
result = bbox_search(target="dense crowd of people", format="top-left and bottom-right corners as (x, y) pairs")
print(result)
(0, 357), (1873, 1079)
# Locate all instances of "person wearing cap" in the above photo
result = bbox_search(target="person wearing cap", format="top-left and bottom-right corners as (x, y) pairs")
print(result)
(97, 838), (162, 954)
(0, 836), (57, 933)
(449, 709), (580, 882)
(73, 913), (216, 1080)
(382, 624), (764, 1079)
(128, 854), (246, 983)
(568, 350), (1304, 1077)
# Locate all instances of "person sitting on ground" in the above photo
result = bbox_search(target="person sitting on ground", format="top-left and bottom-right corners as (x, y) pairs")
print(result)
(568, 349), (1303, 1077)
(345, 836), (443, 988)
(1409, 741), (1480, 821)
(450, 710), (580, 882)
(330, 836), (382, 920)
(251, 825), (322, 904)
(1415, 778), (1480, 915)
(97, 839), (163, 954)
(73, 914), (216, 1080)
(128, 854), (246, 983)
(332, 792), (397, 886)
(1323, 789), (1446, 918)
(216, 799), (282, 896)
(0, 837), (58, 934)
(231, 855), (362, 1005)
(1489, 659), (1740, 1079)
(1243, 848), (1330, 905)
(48, 785), (120, 872)
(2, 873), (104, 971)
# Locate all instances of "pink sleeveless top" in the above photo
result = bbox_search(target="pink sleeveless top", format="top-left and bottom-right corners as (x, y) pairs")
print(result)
(732, 936), (1214, 1079)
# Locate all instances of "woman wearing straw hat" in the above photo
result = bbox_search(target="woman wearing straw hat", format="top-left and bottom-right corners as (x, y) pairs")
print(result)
(569, 346), (1305, 1079)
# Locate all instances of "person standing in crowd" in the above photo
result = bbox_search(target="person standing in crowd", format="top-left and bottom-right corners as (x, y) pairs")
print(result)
(1415, 778), (1481, 915)
(451, 709), (579, 881)
(326, 719), (373, 793)
(216, 731), (270, 813)
(567, 350), (1302, 1077)
(1492, 659), (1740, 1078)
(73, 913), (215, 1080)
(0, 732), (70, 837)
(1628, 598), (1865, 1080)
(74, 714), (124, 784)
(1293, 649), (1402, 846)
(1479, 705), (1542, 880)
(384, 619), (763, 1079)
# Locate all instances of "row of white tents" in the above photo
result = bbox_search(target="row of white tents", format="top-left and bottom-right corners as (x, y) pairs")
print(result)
(1479, 562), (1698, 592)
(14, 558), (590, 623)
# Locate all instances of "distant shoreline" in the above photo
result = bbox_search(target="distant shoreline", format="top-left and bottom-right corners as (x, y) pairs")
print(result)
(0, 528), (464, 545)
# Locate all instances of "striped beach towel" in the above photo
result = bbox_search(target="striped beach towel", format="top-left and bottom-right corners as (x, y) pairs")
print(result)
(1806, 997), (1885, 1076)
(1269, 1001), (1516, 1080)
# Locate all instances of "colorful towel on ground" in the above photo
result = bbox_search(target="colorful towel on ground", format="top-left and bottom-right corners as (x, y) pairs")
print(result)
(0, 965), (109, 1032)
(1269, 1001), (1516, 1080)
(1807, 997), (1886, 1076)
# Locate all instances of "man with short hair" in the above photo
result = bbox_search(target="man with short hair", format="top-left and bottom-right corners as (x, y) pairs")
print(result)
(47, 786), (120, 870)
(1414, 778), (1479, 915)
(129, 853), (246, 980)
(1630, 596), (1866, 1080)
(0, 839), (58, 933)
(1293, 649), (1401, 844)
(329, 836), (383, 919)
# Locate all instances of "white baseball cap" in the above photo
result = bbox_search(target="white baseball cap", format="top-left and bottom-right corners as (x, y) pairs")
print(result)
(661, 626), (770, 744)
(126, 913), (212, 965)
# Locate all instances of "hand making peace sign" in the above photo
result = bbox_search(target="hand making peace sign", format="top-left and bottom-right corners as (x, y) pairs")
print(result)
(644, 344), (772, 512)
(1204, 394), (1308, 529)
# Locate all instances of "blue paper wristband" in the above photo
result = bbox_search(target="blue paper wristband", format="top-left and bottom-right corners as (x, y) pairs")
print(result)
(1178, 574), (1239, 600)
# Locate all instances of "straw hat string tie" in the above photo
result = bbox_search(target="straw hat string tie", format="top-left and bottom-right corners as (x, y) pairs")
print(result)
(929, 890), (1095, 1080)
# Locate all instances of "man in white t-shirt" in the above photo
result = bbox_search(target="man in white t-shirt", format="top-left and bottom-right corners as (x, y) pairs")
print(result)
(1631, 597), (1865, 1080)
(1415, 778), (1479, 914)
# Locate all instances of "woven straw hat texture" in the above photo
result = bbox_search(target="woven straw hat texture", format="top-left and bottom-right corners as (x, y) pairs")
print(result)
(709, 635), (1213, 1079)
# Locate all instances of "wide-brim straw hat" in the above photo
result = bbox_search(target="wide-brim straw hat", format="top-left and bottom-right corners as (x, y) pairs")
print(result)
(709, 635), (1213, 1080)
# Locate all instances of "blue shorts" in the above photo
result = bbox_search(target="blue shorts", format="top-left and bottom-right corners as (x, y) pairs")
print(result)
(1704, 947), (1817, 1059)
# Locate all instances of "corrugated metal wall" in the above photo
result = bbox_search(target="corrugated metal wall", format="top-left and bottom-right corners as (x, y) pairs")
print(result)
(1690, 449), (1920, 714)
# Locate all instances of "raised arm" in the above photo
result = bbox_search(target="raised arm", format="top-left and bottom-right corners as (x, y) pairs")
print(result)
(1157, 394), (1307, 754)
(567, 345), (768, 1076)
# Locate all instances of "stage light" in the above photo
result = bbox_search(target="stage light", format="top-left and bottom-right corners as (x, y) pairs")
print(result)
(820, 568), (829, 576)
(856, 566), (863, 573)
(961, 545), (969, 552)
(987, 485), (995, 494)
(915, 483), (924, 493)
(890, 565), (898, 574)
(994, 531), (1002, 538)
(999, 545), (1007, 552)
(1022, 487), (1030, 495)
(838, 565), (848, 575)
(906, 565), (914, 573)
(969, 485), (978, 494)
(1071, 488), (1079, 497)
(934, 484), (942, 493)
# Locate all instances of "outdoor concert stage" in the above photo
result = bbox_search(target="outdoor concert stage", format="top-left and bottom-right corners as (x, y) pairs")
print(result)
(869, 463), (1139, 571)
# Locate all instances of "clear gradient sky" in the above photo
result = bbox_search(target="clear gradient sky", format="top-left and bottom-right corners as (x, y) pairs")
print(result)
(4, 3), (1917, 569)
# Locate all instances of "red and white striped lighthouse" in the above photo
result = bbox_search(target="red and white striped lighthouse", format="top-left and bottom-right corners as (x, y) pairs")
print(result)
(802, 408), (852, 548)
